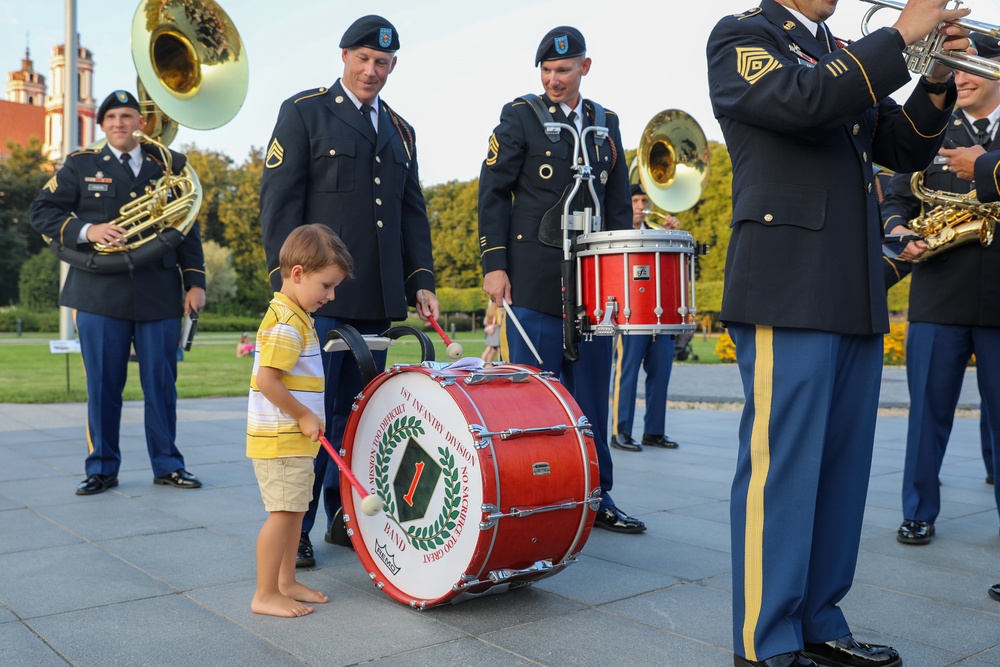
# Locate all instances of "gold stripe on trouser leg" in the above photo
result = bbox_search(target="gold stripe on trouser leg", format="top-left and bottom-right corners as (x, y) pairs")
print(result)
(72, 309), (95, 456)
(498, 306), (509, 363)
(612, 334), (625, 433)
(742, 325), (774, 661)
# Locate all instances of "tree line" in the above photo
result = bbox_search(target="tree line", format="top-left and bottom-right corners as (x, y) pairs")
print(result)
(0, 138), (912, 319)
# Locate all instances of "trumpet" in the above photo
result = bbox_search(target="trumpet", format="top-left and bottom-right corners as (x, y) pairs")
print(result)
(860, 0), (1000, 80)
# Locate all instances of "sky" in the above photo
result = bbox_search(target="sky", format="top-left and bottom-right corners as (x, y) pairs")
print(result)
(4, 0), (1000, 187)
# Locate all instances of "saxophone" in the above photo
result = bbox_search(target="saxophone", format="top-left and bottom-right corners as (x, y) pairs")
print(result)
(908, 172), (998, 262)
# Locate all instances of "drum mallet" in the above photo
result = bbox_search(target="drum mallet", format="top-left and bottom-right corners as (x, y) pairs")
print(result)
(502, 299), (543, 366)
(427, 315), (464, 360)
(318, 434), (383, 516)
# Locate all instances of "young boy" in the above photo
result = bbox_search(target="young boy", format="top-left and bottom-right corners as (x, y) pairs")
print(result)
(247, 224), (353, 617)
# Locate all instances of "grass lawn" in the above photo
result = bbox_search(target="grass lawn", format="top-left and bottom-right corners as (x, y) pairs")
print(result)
(0, 330), (725, 404)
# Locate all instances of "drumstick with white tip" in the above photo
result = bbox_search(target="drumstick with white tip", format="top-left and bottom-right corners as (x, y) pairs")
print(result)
(501, 299), (543, 365)
(319, 434), (383, 516)
(427, 315), (464, 360)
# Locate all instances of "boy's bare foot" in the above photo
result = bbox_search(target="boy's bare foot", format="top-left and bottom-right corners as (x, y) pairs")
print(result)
(251, 591), (314, 617)
(282, 581), (329, 604)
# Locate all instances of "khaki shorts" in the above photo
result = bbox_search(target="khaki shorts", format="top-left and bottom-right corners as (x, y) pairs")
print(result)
(252, 456), (315, 513)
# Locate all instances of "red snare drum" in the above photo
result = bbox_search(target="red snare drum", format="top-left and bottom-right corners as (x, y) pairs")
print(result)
(340, 363), (599, 608)
(577, 229), (697, 335)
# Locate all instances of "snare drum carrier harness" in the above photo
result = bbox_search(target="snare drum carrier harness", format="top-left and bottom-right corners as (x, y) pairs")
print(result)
(518, 93), (609, 361)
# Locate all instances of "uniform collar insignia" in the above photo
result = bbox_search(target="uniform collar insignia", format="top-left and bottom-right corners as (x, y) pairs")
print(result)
(783, 20), (796, 30)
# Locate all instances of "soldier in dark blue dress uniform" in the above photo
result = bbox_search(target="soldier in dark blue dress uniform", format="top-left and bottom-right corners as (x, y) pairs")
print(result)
(478, 26), (643, 534)
(259, 16), (439, 567)
(610, 182), (680, 453)
(881, 49), (1000, 547)
(707, 1), (969, 665)
(30, 90), (206, 496)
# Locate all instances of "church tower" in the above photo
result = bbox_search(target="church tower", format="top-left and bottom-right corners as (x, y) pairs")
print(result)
(44, 43), (97, 160)
(5, 48), (46, 107)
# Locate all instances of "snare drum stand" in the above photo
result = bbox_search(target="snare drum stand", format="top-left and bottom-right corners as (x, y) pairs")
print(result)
(542, 120), (610, 360)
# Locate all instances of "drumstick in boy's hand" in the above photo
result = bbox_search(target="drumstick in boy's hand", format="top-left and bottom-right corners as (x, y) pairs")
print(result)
(318, 435), (382, 516)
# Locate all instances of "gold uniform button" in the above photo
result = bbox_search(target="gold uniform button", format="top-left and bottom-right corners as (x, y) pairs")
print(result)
(377, 220), (384, 228)
(867, 183), (873, 193)
(375, 198), (382, 206)
(852, 124), (860, 135)
(375, 156), (381, 164)
(763, 213), (773, 222)
(942, 165), (950, 172)
(129, 192), (137, 198)
(516, 234), (523, 240)
(862, 152), (868, 162)
(95, 193), (101, 198)
(546, 151), (551, 157)
(329, 149), (336, 156)
(374, 177), (381, 185)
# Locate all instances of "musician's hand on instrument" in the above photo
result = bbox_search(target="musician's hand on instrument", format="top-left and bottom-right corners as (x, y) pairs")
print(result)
(483, 270), (511, 308)
(184, 286), (206, 314)
(414, 289), (440, 322)
(87, 222), (128, 247)
(662, 215), (681, 230)
(892, 0), (970, 46)
(937, 22), (971, 55)
(890, 224), (927, 261)
(940, 145), (984, 181)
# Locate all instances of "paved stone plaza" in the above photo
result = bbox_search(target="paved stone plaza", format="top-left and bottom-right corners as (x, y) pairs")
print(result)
(0, 364), (996, 666)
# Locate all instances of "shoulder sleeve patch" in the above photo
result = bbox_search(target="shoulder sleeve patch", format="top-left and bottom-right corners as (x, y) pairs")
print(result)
(265, 138), (284, 169)
(44, 175), (58, 193)
(736, 47), (782, 84)
(485, 133), (499, 167)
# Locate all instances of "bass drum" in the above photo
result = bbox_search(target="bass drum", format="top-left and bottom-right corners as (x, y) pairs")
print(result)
(340, 363), (600, 607)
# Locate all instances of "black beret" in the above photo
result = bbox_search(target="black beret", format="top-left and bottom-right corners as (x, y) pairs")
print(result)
(973, 37), (1000, 59)
(630, 182), (646, 197)
(97, 90), (140, 124)
(340, 15), (399, 52)
(535, 26), (586, 65)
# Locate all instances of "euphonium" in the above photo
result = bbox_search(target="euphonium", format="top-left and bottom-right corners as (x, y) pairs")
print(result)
(91, 130), (202, 254)
(908, 172), (998, 262)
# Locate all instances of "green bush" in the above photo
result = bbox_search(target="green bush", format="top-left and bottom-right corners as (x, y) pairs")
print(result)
(18, 250), (59, 311)
(0, 306), (60, 332)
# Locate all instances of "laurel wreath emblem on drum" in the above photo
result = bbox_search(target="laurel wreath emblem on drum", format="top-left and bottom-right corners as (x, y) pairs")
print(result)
(374, 416), (462, 551)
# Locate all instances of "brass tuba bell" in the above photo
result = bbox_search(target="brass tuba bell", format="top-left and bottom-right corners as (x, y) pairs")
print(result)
(132, 0), (249, 133)
(635, 109), (710, 222)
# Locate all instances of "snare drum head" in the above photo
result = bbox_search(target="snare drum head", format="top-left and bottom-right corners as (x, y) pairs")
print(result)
(343, 369), (484, 604)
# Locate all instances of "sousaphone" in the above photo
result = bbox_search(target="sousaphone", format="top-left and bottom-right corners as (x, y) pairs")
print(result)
(49, 0), (248, 273)
(631, 109), (710, 227)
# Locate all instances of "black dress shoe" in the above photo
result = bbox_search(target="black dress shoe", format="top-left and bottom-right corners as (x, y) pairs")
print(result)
(989, 583), (1000, 601)
(642, 433), (680, 449)
(296, 532), (315, 568)
(896, 519), (933, 545)
(593, 505), (646, 533)
(804, 634), (901, 667)
(324, 508), (354, 550)
(611, 433), (642, 452)
(153, 469), (202, 489)
(75, 474), (118, 496)
(735, 651), (819, 667)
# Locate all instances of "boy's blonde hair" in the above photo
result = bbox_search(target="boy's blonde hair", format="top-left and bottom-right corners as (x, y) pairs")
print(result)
(279, 224), (354, 279)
